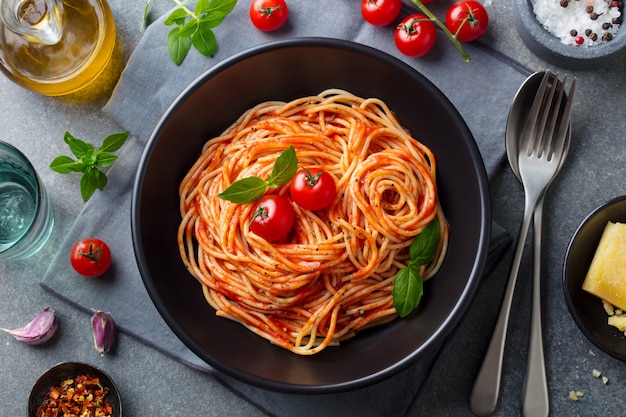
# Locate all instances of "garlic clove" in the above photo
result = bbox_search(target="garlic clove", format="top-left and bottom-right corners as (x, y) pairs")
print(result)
(91, 310), (116, 354)
(0, 306), (58, 345)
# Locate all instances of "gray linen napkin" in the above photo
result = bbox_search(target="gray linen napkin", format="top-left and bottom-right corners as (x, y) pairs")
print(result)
(42, 1), (527, 416)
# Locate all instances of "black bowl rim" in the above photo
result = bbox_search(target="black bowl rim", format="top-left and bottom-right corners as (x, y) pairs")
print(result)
(563, 195), (626, 361)
(28, 361), (122, 416)
(132, 37), (491, 393)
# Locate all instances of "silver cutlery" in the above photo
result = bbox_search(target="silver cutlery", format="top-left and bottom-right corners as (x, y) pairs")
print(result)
(469, 71), (576, 416)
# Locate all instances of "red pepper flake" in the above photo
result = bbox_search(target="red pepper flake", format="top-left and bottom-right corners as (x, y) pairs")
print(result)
(35, 374), (113, 417)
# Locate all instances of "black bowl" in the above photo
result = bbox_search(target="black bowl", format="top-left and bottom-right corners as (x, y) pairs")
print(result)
(132, 38), (491, 393)
(28, 362), (121, 416)
(564, 195), (626, 361)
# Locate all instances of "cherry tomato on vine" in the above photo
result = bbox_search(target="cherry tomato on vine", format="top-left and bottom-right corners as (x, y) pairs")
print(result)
(445, 1), (489, 42)
(250, 195), (295, 242)
(361, 0), (402, 27)
(70, 238), (112, 277)
(394, 14), (437, 57)
(289, 168), (337, 211)
(250, 0), (289, 32)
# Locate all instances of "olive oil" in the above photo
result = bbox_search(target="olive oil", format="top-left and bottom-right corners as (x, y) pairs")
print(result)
(0, 0), (116, 96)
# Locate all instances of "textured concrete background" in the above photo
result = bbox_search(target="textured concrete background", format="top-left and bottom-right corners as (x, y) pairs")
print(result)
(1, 1), (625, 416)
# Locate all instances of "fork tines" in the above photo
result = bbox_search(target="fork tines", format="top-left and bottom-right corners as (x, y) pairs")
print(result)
(522, 71), (576, 162)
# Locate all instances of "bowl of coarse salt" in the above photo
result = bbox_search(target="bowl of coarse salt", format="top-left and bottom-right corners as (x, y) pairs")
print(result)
(514, 0), (626, 70)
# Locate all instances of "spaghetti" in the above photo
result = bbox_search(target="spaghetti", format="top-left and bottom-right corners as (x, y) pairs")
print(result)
(178, 90), (448, 355)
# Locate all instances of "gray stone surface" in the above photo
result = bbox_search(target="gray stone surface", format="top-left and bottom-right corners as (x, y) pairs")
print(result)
(1, 1), (626, 416)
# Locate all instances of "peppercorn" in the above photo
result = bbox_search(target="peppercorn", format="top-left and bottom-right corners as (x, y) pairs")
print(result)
(586, 4), (593, 13)
(602, 32), (613, 41)
(590, 12), (601, 20)
(570, 29), (578, 36)
(560, 0), (569, 6)
(585, 28), (593, 36)
(602, 22), (612, 30)
(590, 32), (598, 41)
(613, 17), (623, 24)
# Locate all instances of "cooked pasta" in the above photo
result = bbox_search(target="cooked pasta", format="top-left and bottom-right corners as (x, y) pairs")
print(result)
(178, 89), (448, 355)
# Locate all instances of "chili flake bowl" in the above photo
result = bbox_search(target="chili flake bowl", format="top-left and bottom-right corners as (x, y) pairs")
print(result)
(563, 195), (626, 361)
(28, 362), (122, 417)
(514, 0), (626, 70)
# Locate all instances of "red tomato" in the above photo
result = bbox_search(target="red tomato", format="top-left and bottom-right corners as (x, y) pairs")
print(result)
(289, 168), (337, 211)
(361, 0), (402, 26)
(250, 0), (289, 32)
(445, 1), (489, 42)
(250, 195), (295, 242)
(70, 238), (112, 277)
(394, 14), (437, 57)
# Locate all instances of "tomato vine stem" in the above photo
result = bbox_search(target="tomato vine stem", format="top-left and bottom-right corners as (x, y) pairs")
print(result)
(409, 0), (472, 63)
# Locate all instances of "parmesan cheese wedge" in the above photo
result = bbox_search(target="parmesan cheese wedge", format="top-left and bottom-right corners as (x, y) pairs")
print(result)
(582, 222), (626, 311)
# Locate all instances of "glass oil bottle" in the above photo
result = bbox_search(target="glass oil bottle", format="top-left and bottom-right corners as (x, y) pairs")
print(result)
(0, 0), (116, 96)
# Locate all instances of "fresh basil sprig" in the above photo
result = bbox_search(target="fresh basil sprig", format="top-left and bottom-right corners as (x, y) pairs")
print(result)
(144, 0), (237, 66)
(392, 219), (441, 318)
(50, 131), (129, 202)
(218, 145), (298, 204)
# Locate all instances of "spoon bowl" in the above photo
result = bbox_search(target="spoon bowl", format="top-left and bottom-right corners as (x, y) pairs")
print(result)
(506, 71), (572, 179)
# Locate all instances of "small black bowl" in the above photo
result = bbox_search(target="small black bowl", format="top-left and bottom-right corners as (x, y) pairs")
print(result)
(514, 0), (626, 70)
(564, 195), (626, 361)
(28, 362), (122, 417)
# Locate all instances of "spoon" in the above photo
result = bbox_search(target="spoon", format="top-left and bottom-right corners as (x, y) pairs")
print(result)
(505, 71), (572, 417)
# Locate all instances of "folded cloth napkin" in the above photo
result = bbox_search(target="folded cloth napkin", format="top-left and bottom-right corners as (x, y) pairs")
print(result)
(42, 1), (528, 416)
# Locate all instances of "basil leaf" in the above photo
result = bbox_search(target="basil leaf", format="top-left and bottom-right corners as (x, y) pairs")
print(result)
(141, 0), (152, 31)
(164, 8), (187, 26)
(80, 169), (107, 202)
(267, 145), (298, 188)
(96, 152), (118, 168)
(195, 0), (209, 14)
(63, 131), (93, 158)
(392, 266), (423, 318)
(167, 26), (192, 65)
(203, 0), (237, 15)
(409, 219), (440, 266)
(191, 25), (217, 57)
(50, 155), (84, 174)
(99, 131), (129, 153)
(178, 19), (199, 38)
(218, 177), (267, 204)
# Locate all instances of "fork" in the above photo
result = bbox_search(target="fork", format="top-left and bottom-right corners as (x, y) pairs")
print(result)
(522, 74), (574, 417)
(469, 71), (575, 416)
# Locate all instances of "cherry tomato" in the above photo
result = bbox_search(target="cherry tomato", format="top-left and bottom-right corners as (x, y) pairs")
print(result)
(361, 0), (402, 27)
(70, 238), (112, 277)
(394, 14), (437, 57)
(250, 195), (295, 242)
(445, 1), (489, 42)
(250, 0), (289, 32)
(289, 168), (337, 211)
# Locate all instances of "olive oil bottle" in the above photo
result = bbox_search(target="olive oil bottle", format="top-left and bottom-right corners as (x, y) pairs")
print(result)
(0, 0), (116, 96)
